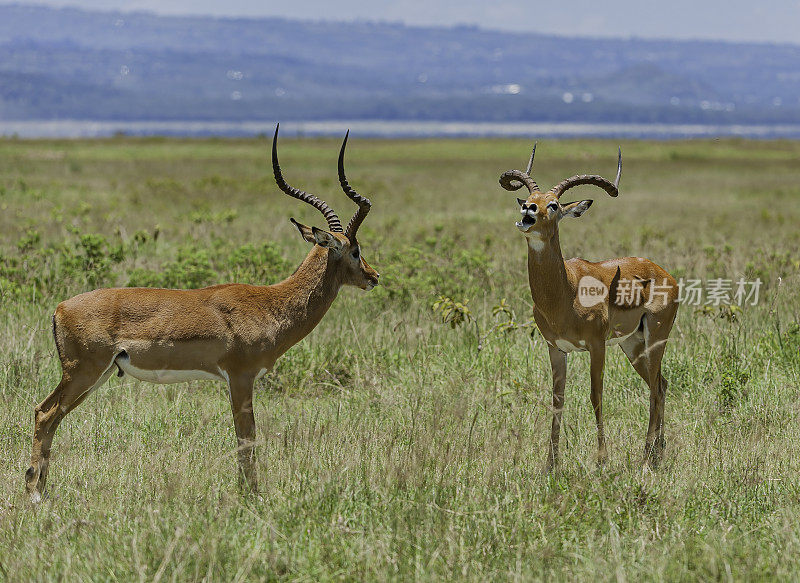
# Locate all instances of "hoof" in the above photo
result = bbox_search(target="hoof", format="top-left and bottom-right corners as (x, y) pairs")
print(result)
(644, 439), (664, 466)
(642, 453), (662, 471)
(25, 466), (43, 503)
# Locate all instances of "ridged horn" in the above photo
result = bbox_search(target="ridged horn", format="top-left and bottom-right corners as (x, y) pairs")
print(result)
(499, 142), (540, 193)
(549, 147), (622, 199)
(338, 130), (371, 240)
(272, 124), (343, 232)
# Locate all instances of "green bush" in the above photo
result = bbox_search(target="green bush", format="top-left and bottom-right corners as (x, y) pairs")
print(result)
(228, 242), (289, 284)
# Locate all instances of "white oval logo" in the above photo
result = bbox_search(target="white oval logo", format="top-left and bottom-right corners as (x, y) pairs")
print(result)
(578, 275), (608, 307)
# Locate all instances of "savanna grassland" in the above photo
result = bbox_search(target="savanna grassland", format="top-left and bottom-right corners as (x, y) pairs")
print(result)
(0, 136), (799, 581)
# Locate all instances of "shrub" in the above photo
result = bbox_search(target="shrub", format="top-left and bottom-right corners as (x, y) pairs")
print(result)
(228, 242), (289, 284)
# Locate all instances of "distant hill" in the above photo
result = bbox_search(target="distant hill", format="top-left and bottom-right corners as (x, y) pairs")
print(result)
(1, 3), (799, 124)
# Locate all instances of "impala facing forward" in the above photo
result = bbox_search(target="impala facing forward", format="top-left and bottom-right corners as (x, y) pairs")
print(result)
(499, 145), (679, 469)
(26, 125), (379, 499)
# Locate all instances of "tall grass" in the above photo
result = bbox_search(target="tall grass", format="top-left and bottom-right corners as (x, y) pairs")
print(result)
(1, 136), (799, 580)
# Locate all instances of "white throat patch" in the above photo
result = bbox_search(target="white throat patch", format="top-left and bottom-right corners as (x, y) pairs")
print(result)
(527, 236), (546, 252)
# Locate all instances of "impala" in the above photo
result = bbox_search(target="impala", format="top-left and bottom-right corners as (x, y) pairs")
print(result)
(499, 145), (679, 469)
(25, 125), (379, 500)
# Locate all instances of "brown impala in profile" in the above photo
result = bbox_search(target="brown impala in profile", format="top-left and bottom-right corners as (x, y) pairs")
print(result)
(499, 145), (679, 469)
(26, 125), (379, 500)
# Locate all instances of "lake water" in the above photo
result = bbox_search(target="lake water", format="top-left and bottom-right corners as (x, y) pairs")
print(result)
(3, 120), (800, 139)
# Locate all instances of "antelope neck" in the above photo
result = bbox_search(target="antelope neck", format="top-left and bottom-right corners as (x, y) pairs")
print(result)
(526, 231), (573, 315)
(270, 246), (342, 347)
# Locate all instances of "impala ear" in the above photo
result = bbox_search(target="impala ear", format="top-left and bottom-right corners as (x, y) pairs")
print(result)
(561, 200), (593, 218)
(290, 218), (317, 244)
(310, 226), (344, 252)
(290, 219), (344, 252)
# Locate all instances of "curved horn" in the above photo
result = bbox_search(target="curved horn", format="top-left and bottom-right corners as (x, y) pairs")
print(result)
(549, 147), (622, 199)
(338, 130), (371, 240)
(272, 124), (343, 232)
(499, 143), (540, 193)
(525, 142), (537, 175)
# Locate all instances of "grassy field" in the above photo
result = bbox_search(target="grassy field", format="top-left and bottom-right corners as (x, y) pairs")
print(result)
(0, 136), (799, 580)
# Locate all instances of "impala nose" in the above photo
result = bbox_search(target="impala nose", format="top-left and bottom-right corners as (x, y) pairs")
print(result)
(516, 206), (536, 229)
(517, 203), (537, 228)
(365, 273), (379, 290)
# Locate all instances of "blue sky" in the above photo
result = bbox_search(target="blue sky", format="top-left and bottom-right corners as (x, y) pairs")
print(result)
(13, 0), (800, 45)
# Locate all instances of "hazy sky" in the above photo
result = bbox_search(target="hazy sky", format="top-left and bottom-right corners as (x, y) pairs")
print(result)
(15, 0), (800, 45)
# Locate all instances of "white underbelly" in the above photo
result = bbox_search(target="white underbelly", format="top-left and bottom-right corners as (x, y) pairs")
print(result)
(552, 329), (638, 353)
(606, 329), (637, 346)
(116, 355), (225, 384)
(555, 339), (586, 353)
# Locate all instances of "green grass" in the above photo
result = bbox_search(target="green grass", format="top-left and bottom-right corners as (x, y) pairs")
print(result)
(1, 136), (799, 580)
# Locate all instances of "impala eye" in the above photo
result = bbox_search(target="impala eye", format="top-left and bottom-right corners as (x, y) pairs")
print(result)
(352, 248), (360, 259)
(547, 202), (559, 212)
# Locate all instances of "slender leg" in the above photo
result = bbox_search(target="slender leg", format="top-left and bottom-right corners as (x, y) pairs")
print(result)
(642, 367), (665, 465)
(655, 373), (668, 457)
(228, 374), (258, 492)
(26, 360), (115, 500)
(620, 332), (648, 382)
(588, 343), (607, 465)
(546, 344), (567, 471)
(622, 322), (670, 467)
